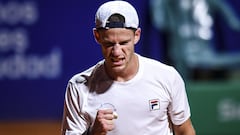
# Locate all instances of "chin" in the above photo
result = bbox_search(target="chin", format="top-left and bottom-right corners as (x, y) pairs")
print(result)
(111, 66), (125, 73)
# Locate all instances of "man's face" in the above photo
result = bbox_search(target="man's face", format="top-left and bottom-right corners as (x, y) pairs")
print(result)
(94, 28), (141, 75)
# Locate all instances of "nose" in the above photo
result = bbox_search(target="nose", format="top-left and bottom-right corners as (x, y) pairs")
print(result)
(111, 44), (121, 56)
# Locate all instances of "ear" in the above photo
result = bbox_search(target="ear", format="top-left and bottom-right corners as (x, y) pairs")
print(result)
(134, 28), (141, 45)
(93, 28), (101, 44)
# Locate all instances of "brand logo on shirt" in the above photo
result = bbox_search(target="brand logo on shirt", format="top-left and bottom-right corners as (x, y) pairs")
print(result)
(149, 99), (160, 111)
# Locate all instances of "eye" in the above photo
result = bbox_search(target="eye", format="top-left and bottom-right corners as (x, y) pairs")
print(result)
(104, 42), (115, 47)
(101, 40), (114, 47)
(119, 41), (129, 46)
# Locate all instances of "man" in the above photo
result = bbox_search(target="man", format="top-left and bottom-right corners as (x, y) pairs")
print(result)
(61, 1), (196, 135)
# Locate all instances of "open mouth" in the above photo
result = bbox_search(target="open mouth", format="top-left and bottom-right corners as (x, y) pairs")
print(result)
(111, 57), (125, 65)
(111, 57), (124, 62)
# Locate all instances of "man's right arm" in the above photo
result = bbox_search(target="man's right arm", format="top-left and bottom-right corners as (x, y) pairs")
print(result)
(61, 81), (89, 135)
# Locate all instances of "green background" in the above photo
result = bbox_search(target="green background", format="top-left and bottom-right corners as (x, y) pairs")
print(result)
(187, 80), (240, 135)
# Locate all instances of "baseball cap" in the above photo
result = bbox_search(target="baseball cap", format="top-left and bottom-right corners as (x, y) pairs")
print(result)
(95, 0), (139, 29)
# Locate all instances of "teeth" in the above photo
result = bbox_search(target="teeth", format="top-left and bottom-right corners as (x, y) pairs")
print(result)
(111, 58), (123, 62)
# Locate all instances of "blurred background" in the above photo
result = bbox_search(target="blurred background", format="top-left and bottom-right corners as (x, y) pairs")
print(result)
(0, 0), (239, 134)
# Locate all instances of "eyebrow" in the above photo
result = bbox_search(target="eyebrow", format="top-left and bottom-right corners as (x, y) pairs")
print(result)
(102, 38), (131, 46)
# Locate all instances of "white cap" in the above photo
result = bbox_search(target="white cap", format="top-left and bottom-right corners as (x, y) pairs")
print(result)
(95, 0), (139, 29)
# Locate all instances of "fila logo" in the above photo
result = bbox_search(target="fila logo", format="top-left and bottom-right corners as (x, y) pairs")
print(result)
(149, 99), (160, 111)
